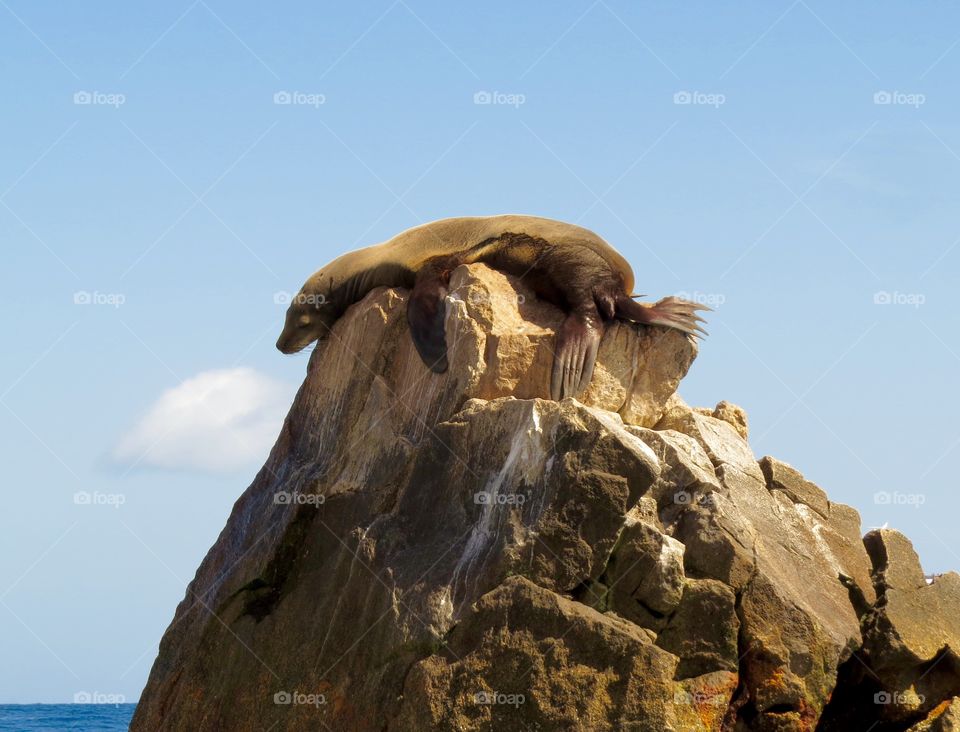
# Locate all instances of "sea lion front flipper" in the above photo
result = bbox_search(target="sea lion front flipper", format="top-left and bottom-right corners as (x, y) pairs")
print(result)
(550, 311), (603, 400)
(407, 268), (451, 373)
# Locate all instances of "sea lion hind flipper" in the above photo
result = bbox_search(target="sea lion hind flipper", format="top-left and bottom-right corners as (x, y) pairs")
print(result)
(550, 312), (603, 400)
(406, 272), (450, 373)
(615, 294), (709, 338)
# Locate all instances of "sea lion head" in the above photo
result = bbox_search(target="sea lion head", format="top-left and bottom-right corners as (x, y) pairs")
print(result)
(276, 246), (387, 355)
(276, 282), (338, 354)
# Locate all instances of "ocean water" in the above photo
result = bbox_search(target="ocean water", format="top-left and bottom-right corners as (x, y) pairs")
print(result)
(0, 705), (136, 731)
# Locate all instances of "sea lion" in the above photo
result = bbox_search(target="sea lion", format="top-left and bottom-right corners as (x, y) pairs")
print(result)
(276, 215), (707, 399)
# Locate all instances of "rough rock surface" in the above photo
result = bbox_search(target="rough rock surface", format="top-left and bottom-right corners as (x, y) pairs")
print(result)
(817, 530), (960, 729)
(907, 698), (960, 731)
(132, 265), (960, 731)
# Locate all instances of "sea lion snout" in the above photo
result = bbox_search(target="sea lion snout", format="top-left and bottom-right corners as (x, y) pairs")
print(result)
(276, 335), (298, 354)
(275, 316), (299, 353)
(276, 326), (319, 355)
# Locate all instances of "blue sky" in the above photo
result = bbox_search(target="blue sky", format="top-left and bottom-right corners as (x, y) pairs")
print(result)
(2, 0), (959, 704)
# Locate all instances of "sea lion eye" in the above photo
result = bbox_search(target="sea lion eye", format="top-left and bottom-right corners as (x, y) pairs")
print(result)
(297, 315), (311, 328)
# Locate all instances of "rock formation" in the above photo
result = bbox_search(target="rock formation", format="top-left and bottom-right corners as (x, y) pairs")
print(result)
(131, 264), (960, 731)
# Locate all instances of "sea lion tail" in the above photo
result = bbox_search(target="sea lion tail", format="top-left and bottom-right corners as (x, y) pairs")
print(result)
(615, 295), (709, 338)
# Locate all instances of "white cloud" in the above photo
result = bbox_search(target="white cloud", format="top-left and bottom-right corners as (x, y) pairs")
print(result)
(112, 368), (294, 474)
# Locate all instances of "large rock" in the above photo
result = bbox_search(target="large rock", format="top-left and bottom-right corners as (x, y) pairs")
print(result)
(603, 518), (687, 625)
(394, 576), (737, 732)
(817, 531), (960, 730)
(132, 263), (960, 732)
(642, 412), (864, 727)
(759, 456), (876, 609)
(858, 531), (960, 723)
(655, 578), (740, 678)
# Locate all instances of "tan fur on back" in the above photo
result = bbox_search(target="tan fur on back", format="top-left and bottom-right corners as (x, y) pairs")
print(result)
(305, 215), (635, 294)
